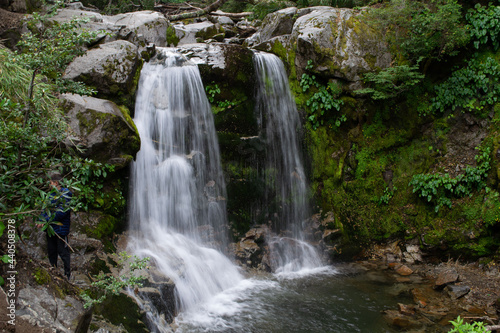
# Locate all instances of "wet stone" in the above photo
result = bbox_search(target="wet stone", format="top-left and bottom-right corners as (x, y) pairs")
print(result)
(435, 269), (459, 288)
(396, 264), (414, 276)
(445, 285), (470, 299)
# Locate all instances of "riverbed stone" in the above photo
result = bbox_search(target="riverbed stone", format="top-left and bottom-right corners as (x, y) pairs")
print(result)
(446, 285), (471, 299)
(435, 268), (459, 288)
(395, 264), (414, 276)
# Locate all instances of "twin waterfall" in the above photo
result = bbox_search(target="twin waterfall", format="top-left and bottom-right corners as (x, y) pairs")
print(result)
(129, 50), (324, 329)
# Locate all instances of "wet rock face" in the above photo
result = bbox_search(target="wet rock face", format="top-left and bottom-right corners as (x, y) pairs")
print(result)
(233, 226), (271, 271)
(61, 93), (140, 167)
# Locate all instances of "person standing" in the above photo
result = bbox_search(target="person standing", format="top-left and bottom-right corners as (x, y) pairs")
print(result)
(37, 173), (73, 280)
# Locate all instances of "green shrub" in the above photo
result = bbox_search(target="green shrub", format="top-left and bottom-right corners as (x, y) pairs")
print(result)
(448, 316), (488, 333)
(367, 0), (469, 62)
(409, 147), (491, 212)
(466, 3), (500, 50)
(300, 60), (345, 130)
(355, 64), (424, 100)
(430, 56), (500, 115)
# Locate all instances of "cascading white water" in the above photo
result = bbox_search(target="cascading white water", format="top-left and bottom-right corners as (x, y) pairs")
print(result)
(254, 52), (323, 274)
(128, 50), (243, 325)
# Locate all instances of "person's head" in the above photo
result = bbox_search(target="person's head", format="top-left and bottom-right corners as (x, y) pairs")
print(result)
(49, 172), (62, 188)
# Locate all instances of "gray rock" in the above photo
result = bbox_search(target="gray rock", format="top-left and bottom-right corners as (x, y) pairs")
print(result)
(290, 7), (391, 82)
(446, 285), (470, 299)
(17, 285), (86, 332)
(105, 10), (169, 47)
(215, 15), (234, 25)
(435, 268), (459, 288)
(61, 93), (140, 166)
(64, 40), (139, 95)
(403, 244), (423, 264)
(248, 7), (298, 46)
(171, 21), (220, 45)
(51, 9), (169, 50)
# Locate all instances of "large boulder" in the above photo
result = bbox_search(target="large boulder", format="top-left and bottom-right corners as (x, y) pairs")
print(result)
(252, 6), (391, 84)
(64, 40), (140, 96)
(51, 7), (169, 50)
(104, 10), (169, 47)
(246, 7), (298, 47)
(291, 7), (391, 82)
(61, 93), (140, 167)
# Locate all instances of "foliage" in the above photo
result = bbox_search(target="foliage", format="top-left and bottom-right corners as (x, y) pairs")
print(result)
(355, 64), (425, 100)
(300, 60), (345, 130)
(245, 0), (289, 20)
(466, 3), (500, 51)
(80, 0), (155, 14)
(205, 82), (237, 114)
(409, 147), (491, 212)
(448, 316), (488, 333)
(367, 0), (469, 62)
(14, 1), (100, 96)
(81, 252), (150, 309)
(0, 5), (121, 226)
(430, 56), (500, 115)
(378, 186), (397, 205)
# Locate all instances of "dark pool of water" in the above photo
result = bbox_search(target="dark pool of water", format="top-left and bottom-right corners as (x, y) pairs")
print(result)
(174, 264), (417, 333)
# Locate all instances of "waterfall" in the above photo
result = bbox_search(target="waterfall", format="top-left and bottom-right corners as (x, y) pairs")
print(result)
(254, 52), (323, 274)
(128, 49), (242, 326)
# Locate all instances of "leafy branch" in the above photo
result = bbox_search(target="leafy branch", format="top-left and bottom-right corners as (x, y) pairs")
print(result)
(81, 252), (150, 309)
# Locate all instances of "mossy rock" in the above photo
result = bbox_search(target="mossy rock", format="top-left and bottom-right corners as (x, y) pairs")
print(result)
(94, 293), (148, 333)
(62, 93), (141, 167)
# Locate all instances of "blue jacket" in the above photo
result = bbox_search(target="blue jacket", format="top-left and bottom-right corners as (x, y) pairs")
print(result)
(39, 188), (72, 236)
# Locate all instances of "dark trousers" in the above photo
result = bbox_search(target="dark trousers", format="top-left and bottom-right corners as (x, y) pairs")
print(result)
(47, 233), (71, 278)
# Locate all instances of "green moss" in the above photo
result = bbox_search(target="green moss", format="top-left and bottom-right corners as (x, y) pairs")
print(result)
(83, 213), (117, 239)
(94, 293), (148, 333)
(33, 267), (51, 285)
(167, 27), (182, 47)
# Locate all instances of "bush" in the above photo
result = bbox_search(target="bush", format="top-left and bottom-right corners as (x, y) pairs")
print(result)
(430, 56), (500, 115)
(367, 0), (469, 62)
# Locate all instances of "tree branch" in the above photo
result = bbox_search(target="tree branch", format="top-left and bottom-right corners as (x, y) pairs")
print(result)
(167, 0), (229, 21)
(211, 10), (253, 18)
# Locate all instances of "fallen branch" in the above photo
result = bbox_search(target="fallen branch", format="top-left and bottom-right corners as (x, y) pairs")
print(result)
(211, 10), (253, 18)
(167, 0), (229, 21)
(486, 325), (500, 331)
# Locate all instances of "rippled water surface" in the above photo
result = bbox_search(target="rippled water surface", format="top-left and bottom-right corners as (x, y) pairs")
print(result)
(173, 266), (409, 333)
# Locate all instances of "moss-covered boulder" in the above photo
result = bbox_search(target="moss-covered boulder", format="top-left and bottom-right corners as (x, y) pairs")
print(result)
(61, 93), (140, 167)
(63, 40), (140, 96)
(250, 6), (391, 86)
(290, 7), (391, 83)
